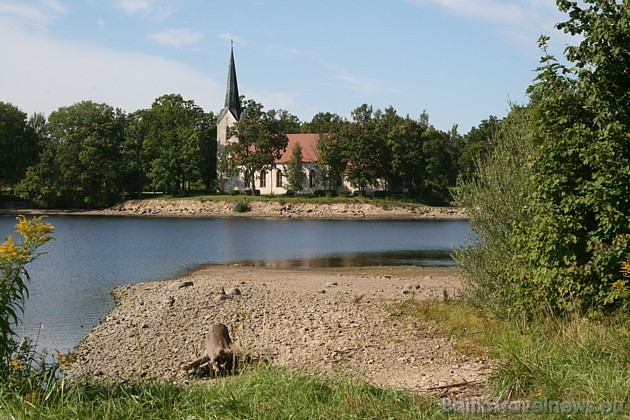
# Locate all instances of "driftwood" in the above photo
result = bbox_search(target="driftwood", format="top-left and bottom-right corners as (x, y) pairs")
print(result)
(184, 323), (236, 377)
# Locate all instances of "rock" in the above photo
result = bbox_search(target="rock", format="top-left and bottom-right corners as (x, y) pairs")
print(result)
(225, 287), (241, 296)
(170, 281), (193, 289)
(325, 282), (338, 287)
(213, 294), (231, 303)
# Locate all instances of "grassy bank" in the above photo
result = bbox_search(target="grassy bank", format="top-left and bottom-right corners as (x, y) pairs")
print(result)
(1, 364), (439, 419)
(3, 301), (627, 419)
(392, 298), (629, 416)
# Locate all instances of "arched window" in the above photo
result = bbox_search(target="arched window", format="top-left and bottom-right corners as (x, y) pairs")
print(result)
(309, 169), (316, 188)
(260, 170), (267, 188)
(276, 170), (283, 187)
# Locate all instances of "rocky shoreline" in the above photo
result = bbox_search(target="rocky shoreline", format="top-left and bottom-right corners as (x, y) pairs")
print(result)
(67, 265), (492, 397)
(2, 199), (467, 220)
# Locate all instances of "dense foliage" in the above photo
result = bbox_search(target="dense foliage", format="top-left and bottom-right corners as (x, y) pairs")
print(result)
(2, 89), (496, 207)
(0, 103), (40, 190)
(518, 0), (629, 316)
(11, 96), (216, 207)
(453, 106), (537, 315)
(455, 0), (629, 317)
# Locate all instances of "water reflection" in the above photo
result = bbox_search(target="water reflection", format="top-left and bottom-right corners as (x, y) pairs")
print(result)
(243, 250), (456, 269)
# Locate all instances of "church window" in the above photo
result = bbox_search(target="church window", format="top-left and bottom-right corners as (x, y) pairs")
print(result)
(260, 171), (267, 188)
(309, 169), (316, 188)
(244, 170), (250, 188)
(276, 170), (283, 187)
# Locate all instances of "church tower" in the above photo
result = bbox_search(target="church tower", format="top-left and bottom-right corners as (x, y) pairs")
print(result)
(217, 43), (243, 156)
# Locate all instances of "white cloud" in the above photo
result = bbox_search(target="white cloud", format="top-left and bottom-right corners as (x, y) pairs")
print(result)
(39, 0), (69, 15)
(0, 19), (223, 116)
(116, 0), (153, 14)
(0, 0), (64, 29)
(217, 32), (246, 44)
(405, 0), (565, 55)
(115, 0), (174, 21)
(148, 28), (203, 48)
(335, 75), (401, 96)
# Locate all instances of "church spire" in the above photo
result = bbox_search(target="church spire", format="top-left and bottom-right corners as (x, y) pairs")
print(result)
(224, 41), (242, 120)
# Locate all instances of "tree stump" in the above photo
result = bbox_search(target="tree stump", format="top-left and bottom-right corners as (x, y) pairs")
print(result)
(183, 323), (235, 377)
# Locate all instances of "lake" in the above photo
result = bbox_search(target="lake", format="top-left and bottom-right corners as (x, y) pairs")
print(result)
(0, 215), (470, 353)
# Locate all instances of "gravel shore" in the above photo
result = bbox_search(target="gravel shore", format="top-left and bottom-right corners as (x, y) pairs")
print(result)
(68, 265), (492, 397)
(2, 199), (467, 220)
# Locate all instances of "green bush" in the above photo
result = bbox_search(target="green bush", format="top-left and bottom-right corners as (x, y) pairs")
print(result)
(452, 106), (537, 316)
(517, 2), (630, 316)
(229, 189), (240, 196)
(232, 201), (251, 213)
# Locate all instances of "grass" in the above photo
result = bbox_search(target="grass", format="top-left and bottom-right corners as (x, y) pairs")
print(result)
(390, 298), (630, 416)
(140, 191), (436, 209)
(3, 302), (627, 419)
(0, 364), (441, 419)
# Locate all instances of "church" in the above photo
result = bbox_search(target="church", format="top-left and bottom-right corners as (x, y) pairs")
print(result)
(216, 45), (324, 195)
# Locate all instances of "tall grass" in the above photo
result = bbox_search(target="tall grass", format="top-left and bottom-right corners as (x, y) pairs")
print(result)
(0, 363), (440, 419)
(391, 298), (629, 410)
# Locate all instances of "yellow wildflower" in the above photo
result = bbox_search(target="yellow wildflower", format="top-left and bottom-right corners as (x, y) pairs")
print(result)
(9, 356), (26, 370)
(0, 236), (28, 262)
(55, 351), (76, 370)
(16, 216), (54, 248)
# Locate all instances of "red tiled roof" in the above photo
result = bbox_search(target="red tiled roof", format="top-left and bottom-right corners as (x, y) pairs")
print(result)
(276, 133), (319, 163)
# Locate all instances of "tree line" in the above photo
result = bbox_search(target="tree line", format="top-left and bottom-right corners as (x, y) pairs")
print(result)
(1, 94), (501, 207)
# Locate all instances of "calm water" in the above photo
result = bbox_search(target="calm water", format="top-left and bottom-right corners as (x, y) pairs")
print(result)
(0, 215), (469, 353)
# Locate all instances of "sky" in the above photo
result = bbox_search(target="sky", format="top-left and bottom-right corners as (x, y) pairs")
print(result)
(0, 0), (573, 133)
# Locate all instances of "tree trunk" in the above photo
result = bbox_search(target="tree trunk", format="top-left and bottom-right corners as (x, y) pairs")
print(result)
(183, 323), (235, 377)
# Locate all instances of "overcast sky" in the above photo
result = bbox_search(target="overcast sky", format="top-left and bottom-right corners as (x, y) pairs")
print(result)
(0, 0), (572, 132)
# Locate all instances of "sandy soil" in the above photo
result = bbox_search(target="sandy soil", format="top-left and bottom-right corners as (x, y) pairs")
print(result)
(67, 265), (493, 398)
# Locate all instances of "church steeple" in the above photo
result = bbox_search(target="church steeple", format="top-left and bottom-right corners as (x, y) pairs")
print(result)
(224, 41), (242, 120)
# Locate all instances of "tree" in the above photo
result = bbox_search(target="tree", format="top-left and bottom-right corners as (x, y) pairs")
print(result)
(121, 109), (151, 196)
(0, 102), (40, 189)
(456, 116), (502, 181)
(518, 0), (630, 315)
(421, 126), (454, 204)
(266, 109), (301, 134)
(222, 111), (289, 193)
(37, 101), (127, 206)
(341, 104), (383, 192)
(286, 142), (306, 193)
(302, 112), (345, 134)
(317, 132), (347, 190)
(141, 94), (211, 194)
(388, 117), (425, 194)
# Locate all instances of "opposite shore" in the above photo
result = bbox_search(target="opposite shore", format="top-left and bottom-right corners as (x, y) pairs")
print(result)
(1, 198), (468, 220)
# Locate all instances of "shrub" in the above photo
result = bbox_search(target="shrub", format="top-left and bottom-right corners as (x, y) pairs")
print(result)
(233, 201), (251, 213)
(452, 106), (537, 316)
(229, 189), (240, 196)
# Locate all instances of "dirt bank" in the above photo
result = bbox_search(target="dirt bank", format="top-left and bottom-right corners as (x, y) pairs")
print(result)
(101, 199), (468, 219)
(1, 199), (467, 220)
(68, 265), (492, 397)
